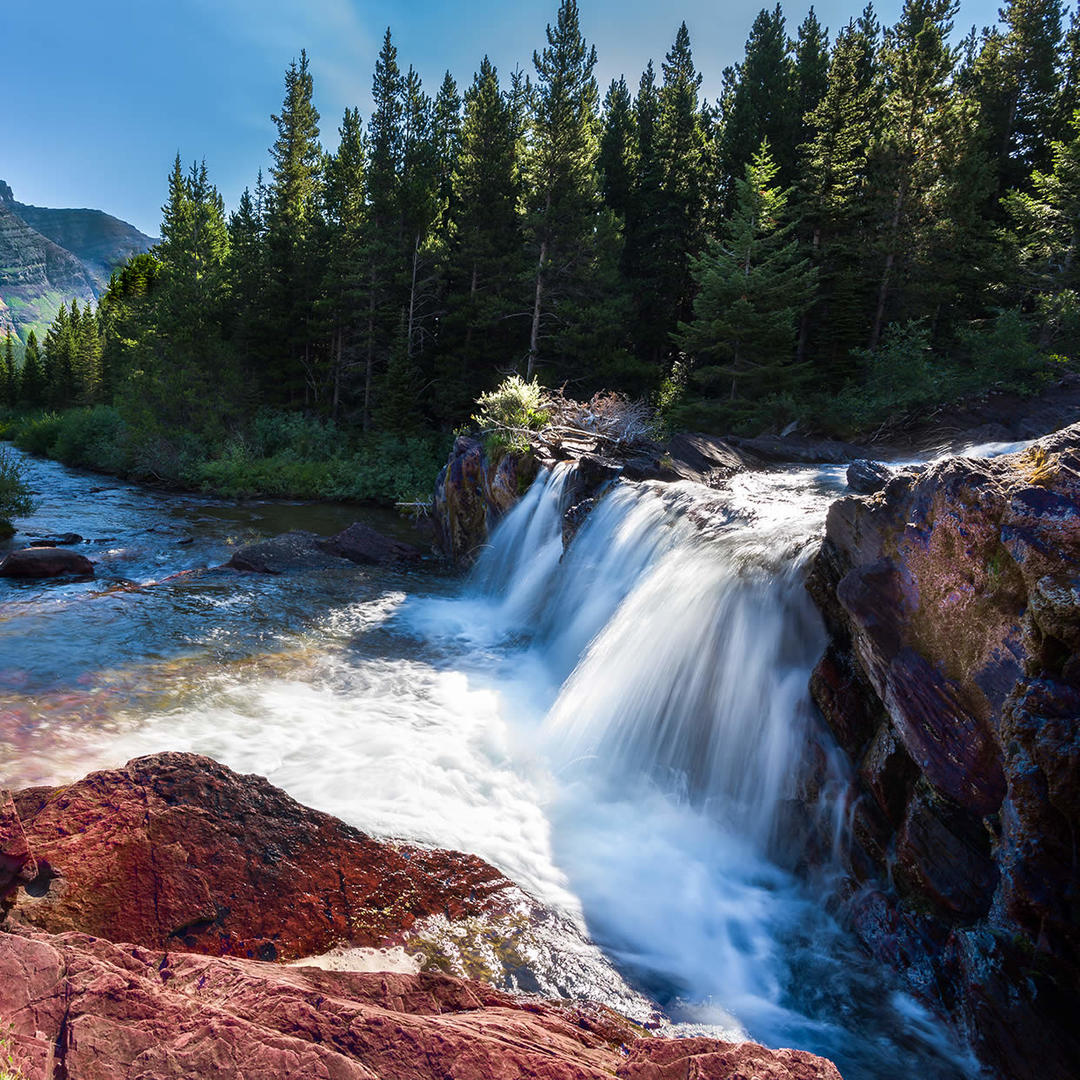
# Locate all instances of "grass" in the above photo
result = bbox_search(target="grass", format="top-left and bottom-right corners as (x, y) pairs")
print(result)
(0, 406), (448, 506)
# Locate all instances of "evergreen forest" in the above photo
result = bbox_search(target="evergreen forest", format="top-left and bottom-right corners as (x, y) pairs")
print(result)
(3, 0), (1080, 501)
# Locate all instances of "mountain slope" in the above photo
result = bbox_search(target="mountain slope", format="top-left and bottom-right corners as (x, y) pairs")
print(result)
(0, 180), (155, 344)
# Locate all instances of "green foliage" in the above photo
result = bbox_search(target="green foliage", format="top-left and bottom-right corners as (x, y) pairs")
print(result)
(473, 375), (549, 431)
(0, 444), (35, 536)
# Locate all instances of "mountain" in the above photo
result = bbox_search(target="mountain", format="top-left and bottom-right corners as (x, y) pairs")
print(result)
(0, 180), (155, 345)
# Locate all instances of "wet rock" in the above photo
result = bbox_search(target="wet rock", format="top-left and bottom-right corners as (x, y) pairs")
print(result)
(224, 530), (344, 574)
(431, 435), (500, 564)
(28, 533), (82, 546)
(317, 521), (421, 565)
(0, 928), (842, 1080)
(1, 753), (512, 960)
(665, 432), (759, 485)
(729, 433), (872, 464)
(0, 547), (94, 579)
(808, 421), (1080, 1080)
(846, 459), (891, 495)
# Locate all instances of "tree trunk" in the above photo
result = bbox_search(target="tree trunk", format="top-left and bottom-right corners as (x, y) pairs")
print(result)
(364, 266), (376, 433)
(870, 179), (907, 351)
(527, 238), (547, 380)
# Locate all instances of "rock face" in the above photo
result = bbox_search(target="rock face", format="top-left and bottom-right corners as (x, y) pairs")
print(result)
(0, 180), (154, 342)
(0, 547), (94, 579)
(807, 423), (1080, 1080)
(1, 753), (511, 961)
(0, 755), (843, 1080)
(430, 431), (760, 564)
(0, 929), (842, 1080)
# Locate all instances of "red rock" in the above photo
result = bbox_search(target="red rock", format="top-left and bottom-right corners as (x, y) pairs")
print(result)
(0, 928), (842, 1080)
(0, 547), (94, 578)
(2, 753), (513, 961)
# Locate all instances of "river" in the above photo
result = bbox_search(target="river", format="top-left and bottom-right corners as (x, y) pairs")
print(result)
(0, 445), (984, 1080)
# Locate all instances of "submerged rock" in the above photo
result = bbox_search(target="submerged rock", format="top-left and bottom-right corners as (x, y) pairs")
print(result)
(0, 547), (94, 579)
(807, 422), (1080, 1080)
(317, 521), (421, 565)
(28, 533), (82, 547)
(224, 530), (346, 574)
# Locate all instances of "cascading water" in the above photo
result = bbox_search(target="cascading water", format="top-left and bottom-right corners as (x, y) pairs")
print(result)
(414, 462), (981, 1079)
(0, 447), (991, 1080)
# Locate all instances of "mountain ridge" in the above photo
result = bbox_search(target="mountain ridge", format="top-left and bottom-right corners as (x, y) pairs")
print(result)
(0, 180), (156, 346)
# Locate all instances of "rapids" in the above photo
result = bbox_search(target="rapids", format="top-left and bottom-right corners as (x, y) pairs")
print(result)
(0, 445), (989, 1079)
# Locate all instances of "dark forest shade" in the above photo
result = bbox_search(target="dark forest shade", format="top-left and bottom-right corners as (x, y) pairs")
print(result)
(11, 0), (1080, 450)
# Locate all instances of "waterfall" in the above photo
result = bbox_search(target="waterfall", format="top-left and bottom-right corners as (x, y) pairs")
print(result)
(469, 464), (840, 841)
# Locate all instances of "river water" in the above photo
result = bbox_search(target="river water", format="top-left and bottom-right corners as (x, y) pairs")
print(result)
(0, 446), (983, 1080)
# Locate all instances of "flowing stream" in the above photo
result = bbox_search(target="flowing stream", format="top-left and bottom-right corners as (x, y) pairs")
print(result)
(0, 445), (986, 1079)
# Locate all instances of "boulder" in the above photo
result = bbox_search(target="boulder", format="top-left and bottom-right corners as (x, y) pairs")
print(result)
(1, 753), (512, 961)
(846, 459), (891, 495)
(0, 928), (843, 1080)
(807, 422), (1080, 1080)
(224, 530), (345, 574)
(317, 521), (421, 565)
(0, 547), (94, 579)
(665, 432), (760, 486)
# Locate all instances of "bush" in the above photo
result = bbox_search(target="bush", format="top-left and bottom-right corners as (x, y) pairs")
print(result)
(473, 375), (549, 454)
(0, 446), (35, 536)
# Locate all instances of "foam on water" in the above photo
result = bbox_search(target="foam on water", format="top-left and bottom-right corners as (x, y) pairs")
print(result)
(5, 450), (993, 1079)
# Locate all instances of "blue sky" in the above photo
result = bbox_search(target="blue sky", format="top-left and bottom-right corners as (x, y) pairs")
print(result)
(5, 0), (1002, 236)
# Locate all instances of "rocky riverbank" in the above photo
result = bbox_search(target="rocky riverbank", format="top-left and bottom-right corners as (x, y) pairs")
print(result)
(0, 753), (843, 1080)
(807, 423), (1080, 1080)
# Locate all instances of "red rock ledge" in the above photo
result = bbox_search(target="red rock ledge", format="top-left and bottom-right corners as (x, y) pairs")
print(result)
(0, 754), (843, 1080)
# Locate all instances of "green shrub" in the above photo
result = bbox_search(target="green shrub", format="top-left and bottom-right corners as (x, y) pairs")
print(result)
(13, 412), (63, 456)
(473, 375), (549, 454)
(0, 446), (35, 536)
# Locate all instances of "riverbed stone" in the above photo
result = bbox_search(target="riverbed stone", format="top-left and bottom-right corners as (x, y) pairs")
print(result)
(0, 547), (94, 578)
(317, 521), (421, 565)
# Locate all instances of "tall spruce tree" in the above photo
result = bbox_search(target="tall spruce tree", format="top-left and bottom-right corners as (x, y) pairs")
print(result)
(675, 141), (817, 418)
(799, 14), (881, 374)
(635, 23), (706, 369)
(868, 0), (961, 347)
(264, 50), (324, 404)
(359, 29), (405, 429)
(440, 57), (524, 419)
(718, 6), (798, 207)
(20, 330), (45, 406)
(1, 334), (15, 407)
(524, 0), (603, 377)
(599, 76), (636, 216)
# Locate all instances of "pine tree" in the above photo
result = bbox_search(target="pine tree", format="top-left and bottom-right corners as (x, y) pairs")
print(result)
(718, 5), (798, 207)
(20, 330), (45, 406)
(792, 8), (831, 142)
(524, 0), (603, 377)
(440, 57), (525, 418)
(799, 15), (881, 374)
(1, 334), (16, 407)
(1005, 110), (1080, 346)
(359, 28), (405, 429)
(598, 76), (636, 216)
(264, 50), (324, 404)
(432, 72), (463, 239)
(675, 142), (817, 416)
(320, 107), (367, 418)
(642, 22), (706, 369)
(868, 0), (962, 347)
(43, 301), (76, 407)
